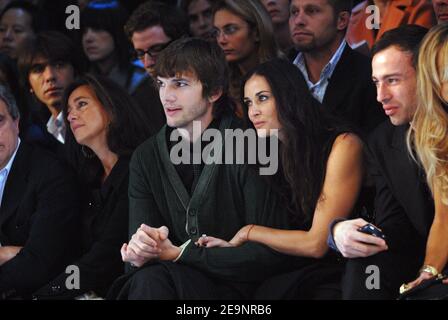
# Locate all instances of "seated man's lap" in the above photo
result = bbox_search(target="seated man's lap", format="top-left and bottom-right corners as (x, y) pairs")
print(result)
(114, 262), (252, 300)
(342, 250), (423, 299)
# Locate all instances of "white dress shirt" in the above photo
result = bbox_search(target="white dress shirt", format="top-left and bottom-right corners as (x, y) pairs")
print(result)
(292, 40), (347, 103)
(46, 112), (66, 144)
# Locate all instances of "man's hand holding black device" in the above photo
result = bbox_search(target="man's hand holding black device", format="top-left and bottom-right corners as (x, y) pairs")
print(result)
(358, 223), (386, 240)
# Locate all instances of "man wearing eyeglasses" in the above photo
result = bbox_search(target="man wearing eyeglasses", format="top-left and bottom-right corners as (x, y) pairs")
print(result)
(123, 2), (190, 133)
(125, 1), (190, 78)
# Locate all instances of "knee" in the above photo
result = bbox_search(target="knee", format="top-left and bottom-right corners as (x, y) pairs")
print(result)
(342, 258), (394, 300)
(131, 264), (170, 286)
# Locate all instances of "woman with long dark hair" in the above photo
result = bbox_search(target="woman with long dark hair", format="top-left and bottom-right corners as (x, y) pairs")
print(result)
(198, 58), (364, 298)
(32, 74), (153, 299)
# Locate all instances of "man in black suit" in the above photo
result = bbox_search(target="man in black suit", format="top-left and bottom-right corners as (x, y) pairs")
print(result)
(289, 0), (385, 134)
(0, 85), (81, 299)
(329, 25), (433, 299)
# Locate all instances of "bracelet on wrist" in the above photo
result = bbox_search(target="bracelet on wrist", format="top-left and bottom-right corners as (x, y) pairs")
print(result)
(419, 265), (439, 277)
(246, 224), (255, 241)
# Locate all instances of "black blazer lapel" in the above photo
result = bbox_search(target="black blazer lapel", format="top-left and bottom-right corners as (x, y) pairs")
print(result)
(386, 126), (434, 236)
(0, 144), (31, 229)
(322, 46), (354, 113)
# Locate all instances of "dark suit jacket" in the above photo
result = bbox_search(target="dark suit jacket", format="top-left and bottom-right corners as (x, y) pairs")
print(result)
(341, 121), (435, 299)
(322, 45), (386, 135)
(0, 143), (82, 299)
(367, 121), (434, 251)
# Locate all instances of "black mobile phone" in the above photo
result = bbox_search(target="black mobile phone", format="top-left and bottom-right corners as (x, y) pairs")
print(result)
(357, 223), (386, 240)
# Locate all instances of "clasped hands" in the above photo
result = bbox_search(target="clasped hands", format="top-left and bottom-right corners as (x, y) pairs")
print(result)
(121, 224), (180, 268)
(121, 224), (253, 268)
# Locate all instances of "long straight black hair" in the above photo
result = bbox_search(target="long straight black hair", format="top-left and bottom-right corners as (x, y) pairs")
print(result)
(241, 58), (353, 224)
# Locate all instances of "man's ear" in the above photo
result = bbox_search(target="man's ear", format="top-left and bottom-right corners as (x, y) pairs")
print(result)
(208, 88), (223, 104)
(337, 11), (350, 31)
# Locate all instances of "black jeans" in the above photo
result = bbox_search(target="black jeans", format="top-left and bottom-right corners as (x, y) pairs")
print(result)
(108, 261), (255, 300)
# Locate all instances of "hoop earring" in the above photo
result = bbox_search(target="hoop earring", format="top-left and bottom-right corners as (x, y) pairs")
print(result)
(81, 145), (95, 159)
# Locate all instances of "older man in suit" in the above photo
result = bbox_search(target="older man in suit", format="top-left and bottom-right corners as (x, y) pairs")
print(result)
(328, 25), (433, 299)
(0, 85), (81, 299)
(289, 0), (385, 134)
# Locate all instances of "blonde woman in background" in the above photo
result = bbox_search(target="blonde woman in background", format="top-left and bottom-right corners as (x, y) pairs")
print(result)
(405, 23), (448, 291)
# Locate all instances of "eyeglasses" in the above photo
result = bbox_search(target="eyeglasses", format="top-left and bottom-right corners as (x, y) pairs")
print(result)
(211, 24), (248, 39)
(134, 41), (172, 60)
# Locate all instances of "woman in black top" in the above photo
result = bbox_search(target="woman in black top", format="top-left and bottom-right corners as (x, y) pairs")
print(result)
(33, 74), (153, 299)
(198, 58), (365, 299)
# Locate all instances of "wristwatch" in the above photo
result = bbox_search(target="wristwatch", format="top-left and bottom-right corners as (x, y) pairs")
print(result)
(419, 265), (439, 277)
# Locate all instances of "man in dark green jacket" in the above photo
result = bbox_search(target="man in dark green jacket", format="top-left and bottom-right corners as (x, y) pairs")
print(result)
(111, 38), (291, 299)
